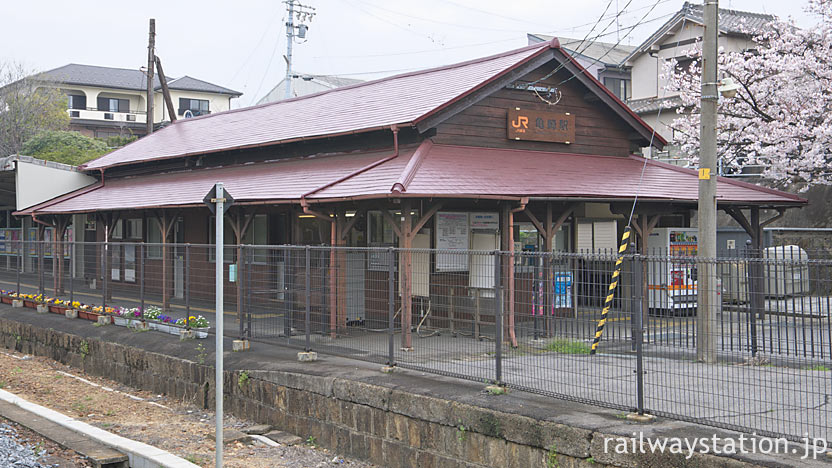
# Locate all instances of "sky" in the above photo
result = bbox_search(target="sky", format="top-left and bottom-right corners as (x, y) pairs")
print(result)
(1, 0), (816, 108)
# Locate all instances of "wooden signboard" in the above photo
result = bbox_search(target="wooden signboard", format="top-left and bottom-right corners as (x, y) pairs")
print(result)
(507, 108), (575, 144)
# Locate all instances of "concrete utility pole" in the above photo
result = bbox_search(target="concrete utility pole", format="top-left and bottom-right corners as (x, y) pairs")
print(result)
(146, 19), (156, 135)
(283, 0), (316, 100)
(697, 0), (718, 363)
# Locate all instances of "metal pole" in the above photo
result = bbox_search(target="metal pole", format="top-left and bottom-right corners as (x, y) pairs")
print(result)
(185, 244), (191, 330)
(633, 254), (645, 415)
(69, 240), (74, 305)
(139, 244), (145, 321)
(239, 245), (246, 340)
(305, 246), (311, 352)
(16, 237), (20, 296)
(494, 250), (503, 385)
(388, 247), (395, 367)
(246, 246), (252, 339)
(38, 240), (44, 297)
(697, 0), (719, 363)
(214, 182), (225, 468)
(101, 242), (106, 311)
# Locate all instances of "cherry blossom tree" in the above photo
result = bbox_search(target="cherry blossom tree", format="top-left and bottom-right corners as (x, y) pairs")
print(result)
(664, 0), (832, 188)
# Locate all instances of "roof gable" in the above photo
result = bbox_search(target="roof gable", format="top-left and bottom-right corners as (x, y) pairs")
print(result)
(81, 39), (663, 171)
(622, 1), (775, 65)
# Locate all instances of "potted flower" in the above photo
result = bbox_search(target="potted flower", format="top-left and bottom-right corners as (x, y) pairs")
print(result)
(184, 315), (210, 339)
(21, 294), (38, 309)
(78, 305), (102, 322)
(143, 306), (163, 330)
(0, 290), (14, 305)
(48, 298), (69, 315)
(113, 307), (136, 327)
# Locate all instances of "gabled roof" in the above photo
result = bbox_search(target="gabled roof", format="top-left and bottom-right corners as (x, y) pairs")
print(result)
(81, 39), (665, 171)
(626, 96), (683, 114)
(622, 2), (775, 65)
(528, 34), (635, 67)
(23, 142), (805, 215)
(33, 63), (241, 96)
(257, 73), (365, 105)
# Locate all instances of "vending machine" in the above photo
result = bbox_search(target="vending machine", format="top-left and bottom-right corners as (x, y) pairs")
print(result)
(645, 228), (699, 312)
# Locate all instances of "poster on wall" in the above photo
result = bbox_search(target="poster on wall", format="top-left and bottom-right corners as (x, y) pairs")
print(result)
(435, 212), (469, 272)
(469, 212), (498, 230)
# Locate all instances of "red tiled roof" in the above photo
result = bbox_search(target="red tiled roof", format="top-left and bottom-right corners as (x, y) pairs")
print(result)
(80, 38), (664, 171)
(27, 143), (804, 215)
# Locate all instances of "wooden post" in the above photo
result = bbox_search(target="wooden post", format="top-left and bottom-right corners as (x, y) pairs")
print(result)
(146, 19), (155, 135)
(154, 55), (177, 122)
(501, 203), (518, 347)
(400, 200), (413, 349)
(336, 210), (347, 330)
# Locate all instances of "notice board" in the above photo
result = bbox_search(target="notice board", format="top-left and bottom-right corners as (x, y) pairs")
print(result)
(435, 212), (469, 271)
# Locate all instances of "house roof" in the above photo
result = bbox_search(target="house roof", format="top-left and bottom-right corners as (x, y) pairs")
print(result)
(33, 64), (241, 96)
(80, 38), (665, 171)
(23, 142), (805, 215)
(622, 2), (775, 65)
(257, 73), (365, 105)
(528, 34), (635, 67)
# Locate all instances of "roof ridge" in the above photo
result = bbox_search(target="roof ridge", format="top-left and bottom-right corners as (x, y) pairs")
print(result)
(170, 39), (558, 125)
(391, 139), (433, 193)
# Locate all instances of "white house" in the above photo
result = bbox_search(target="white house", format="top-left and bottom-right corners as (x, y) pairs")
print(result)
(33, 64), (242, 139)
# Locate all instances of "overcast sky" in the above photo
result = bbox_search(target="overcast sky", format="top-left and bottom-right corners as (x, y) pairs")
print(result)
(2, 0), (815, 108)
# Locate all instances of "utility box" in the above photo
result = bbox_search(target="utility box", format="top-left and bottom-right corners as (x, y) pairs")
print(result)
(764, 245), (809, 297)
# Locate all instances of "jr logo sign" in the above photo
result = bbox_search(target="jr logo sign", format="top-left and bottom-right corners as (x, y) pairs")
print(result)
(507, 108), (575, 144)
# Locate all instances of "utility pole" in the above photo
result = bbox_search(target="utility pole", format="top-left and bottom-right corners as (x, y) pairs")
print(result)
(283, 0), (316, 100)
(697, 0), (718, 363)
(146, 18), (156, 135)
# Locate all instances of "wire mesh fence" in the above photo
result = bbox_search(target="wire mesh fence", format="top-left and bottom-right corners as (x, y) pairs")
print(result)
(0, 240), (829, 446)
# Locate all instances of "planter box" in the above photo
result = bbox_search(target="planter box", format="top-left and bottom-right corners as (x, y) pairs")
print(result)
(155, 323), (175, 334)
(77, 310), (100, 322)
(22, 300), (37, 309)
(1, 296), (13, 305)
(48, 305), (68, 314)
(195, 328), (209, 339)
(113, 317), (130, 327)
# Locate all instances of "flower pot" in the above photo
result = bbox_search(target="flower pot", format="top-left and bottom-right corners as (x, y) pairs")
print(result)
(48, 305), (67, 314)
(23, 300), (36, 309)
(78, 310), (100, 322)
(167, 325), (182, 336)
(113, 317), (128, 327)
(195, 328), (209, 339)
(1, 296), (12, 305)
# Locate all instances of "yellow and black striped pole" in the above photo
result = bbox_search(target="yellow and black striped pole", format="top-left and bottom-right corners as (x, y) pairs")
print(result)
(590, 226), (632, 355)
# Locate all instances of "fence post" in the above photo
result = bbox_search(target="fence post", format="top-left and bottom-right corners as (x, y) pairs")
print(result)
(388, 247), (395, 367)
(239, 245), (245, 340)
(185, 243), (191, 330)
(494, 250), (503, 385)
(246, 246), (252, 339)
(38, 241), (44, 297)
(101, 242), (106, 310)
(633, 253), (646, 415)
(69, 241), (74, 305)
(284, 249), (292, 341)
(305, 246), (311, 352)
(16, 238), (21, 296)
(139, 244), (145, 320)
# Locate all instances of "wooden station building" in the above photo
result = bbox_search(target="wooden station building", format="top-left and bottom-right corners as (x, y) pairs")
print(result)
(21, 38), (806, 348)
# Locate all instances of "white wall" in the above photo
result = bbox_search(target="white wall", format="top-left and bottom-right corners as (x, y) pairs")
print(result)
(15, 159), (96, 210)
(154, 90), (234, 122)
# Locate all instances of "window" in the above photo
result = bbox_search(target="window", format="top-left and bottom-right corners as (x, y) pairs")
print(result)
(67, 94), (86, 110)
(69, 111), (80, 118)
(603, 77), (630, 101)
(147, 218), (162, 259)
(124, 219), (142, 240)
(97, 97), (129, 113)
(367, 211), (395, 246)
(178, 98), (210, 116)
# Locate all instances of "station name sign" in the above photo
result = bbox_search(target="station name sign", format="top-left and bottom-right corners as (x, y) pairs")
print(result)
(507, 108), (575, 144)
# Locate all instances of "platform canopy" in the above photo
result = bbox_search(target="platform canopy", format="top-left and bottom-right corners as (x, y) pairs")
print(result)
(21, 141), (804, 216)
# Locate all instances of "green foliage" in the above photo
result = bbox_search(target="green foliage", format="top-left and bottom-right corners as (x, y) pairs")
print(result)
(79, 339), (89, 360)
(101, 135), (137, 148)
(195, 343), (207, 365)
(21, 130), (109, 166)
(806, 365), (830, 371)
(305, 435), (317, 447)
(456, 421), (467, 442)
(0, 62), (69, 156)
(546, 339), (591, 355)
(546, 443), (559, 468)
(237, 370), (250, 389)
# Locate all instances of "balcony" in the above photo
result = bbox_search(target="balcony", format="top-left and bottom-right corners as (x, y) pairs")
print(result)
(67, 108), (147, 124)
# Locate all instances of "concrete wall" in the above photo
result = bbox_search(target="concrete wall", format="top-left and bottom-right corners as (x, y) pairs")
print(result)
(154, 89), (233, 123)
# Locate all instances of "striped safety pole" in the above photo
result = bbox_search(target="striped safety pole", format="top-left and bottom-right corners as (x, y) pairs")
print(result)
(590, 226), (632, 355)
